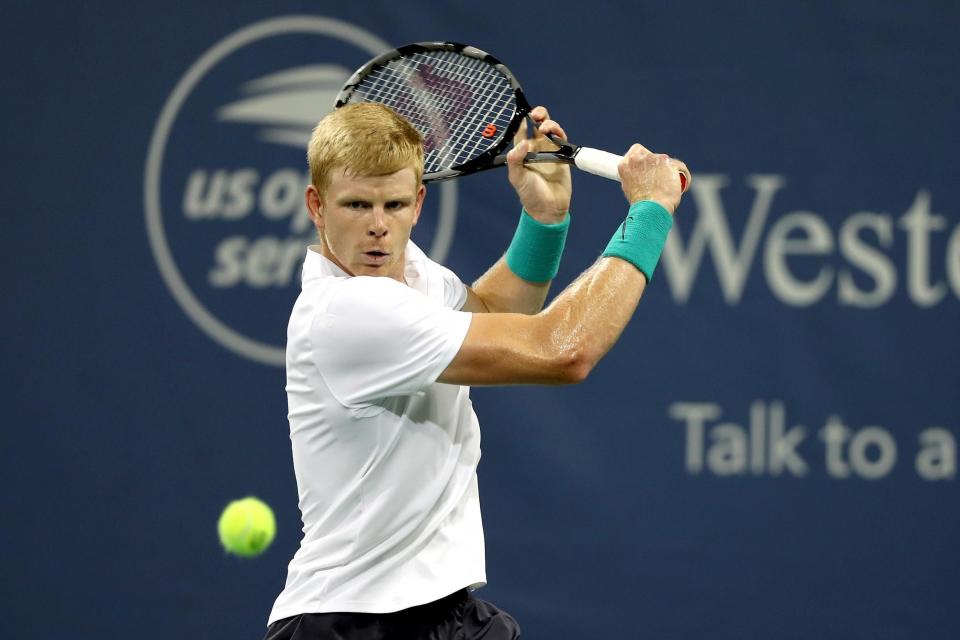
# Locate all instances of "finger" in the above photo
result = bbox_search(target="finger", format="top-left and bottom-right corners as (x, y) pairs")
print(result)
(670, 158), (691, 179)
(620, 144), (652, 173)
(512, 117), (530, 146)
(517, 107), (552, 147)
(670, 158), (692, 192)
(536, 118), (568, 143)
(529, 105), (550, 124)
(625, 143), (653, 159)
(512, 111), (550, 146)
(507, 138), (529, 167)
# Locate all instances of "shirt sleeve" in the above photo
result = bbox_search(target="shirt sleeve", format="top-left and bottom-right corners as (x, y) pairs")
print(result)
(442, 267), (469, 310)
(312, 276), (472, 408)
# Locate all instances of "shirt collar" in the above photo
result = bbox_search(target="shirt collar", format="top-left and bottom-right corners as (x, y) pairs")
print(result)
(301, 240), (429, 295)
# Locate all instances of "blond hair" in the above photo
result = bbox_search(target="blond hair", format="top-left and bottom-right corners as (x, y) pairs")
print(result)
(307, 103), (424, 197)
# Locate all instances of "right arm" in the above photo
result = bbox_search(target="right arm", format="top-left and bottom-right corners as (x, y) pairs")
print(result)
(438, 144), (691, 386)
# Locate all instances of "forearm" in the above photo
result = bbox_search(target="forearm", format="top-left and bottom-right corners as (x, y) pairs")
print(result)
(534, 199), (673, 377)
(537, 256), (647, 378)
(470, 208), (569, 314)
(471, 257), (552, 314)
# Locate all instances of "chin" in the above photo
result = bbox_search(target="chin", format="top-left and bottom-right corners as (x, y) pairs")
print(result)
(356, 264), (398, 279)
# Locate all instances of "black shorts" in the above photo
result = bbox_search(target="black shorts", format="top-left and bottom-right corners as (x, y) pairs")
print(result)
(264, 589), (521, 640)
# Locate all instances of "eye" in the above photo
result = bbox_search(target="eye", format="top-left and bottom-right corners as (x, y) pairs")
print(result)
(347, 201), (369, 210)
(385, 201), (405, 210)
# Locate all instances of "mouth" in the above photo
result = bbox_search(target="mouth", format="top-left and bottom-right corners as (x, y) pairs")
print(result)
(362, 250), (390, 266)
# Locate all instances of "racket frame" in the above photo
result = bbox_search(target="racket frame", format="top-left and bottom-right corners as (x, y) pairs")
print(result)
(336, 41), (578, 183)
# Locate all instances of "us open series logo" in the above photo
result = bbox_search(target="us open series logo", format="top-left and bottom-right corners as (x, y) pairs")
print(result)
(145, 16), (459, 366)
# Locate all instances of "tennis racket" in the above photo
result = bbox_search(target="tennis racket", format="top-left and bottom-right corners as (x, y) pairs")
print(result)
(335, 41), (686, 190)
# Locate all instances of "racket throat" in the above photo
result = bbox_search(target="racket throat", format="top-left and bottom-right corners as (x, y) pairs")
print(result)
(526, 130), (579, 165)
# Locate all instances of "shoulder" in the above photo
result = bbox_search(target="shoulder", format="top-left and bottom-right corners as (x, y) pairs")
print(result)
(407, 242), (467, 310)
(410, 242), (459, 282)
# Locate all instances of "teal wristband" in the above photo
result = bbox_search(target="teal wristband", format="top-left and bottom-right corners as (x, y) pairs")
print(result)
(505, 208), (570, 282)
(602, 201), (673, 281)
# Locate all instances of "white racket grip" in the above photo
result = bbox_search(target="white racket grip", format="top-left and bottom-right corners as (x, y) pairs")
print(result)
(573, 147), (623, 182)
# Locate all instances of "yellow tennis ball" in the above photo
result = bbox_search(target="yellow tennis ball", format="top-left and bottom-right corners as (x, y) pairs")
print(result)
(217, 496), (276, 557)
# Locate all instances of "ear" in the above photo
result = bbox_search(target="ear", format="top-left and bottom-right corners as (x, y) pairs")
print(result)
(305, 185), (324, 232)
(411, 183), (426, 227)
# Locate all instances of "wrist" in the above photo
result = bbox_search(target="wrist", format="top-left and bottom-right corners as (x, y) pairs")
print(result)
(602, 201), (673, 282)
(627, 196), (675, 214)
(523, 208), (569, 225)
(505, 208), (571, 282)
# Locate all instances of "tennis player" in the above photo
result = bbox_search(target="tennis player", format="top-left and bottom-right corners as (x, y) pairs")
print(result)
(265, 102), (690, 640)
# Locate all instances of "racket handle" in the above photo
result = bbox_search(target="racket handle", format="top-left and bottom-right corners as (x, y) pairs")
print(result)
(575, 146), (689, 192)
(572, 147), (623, 182)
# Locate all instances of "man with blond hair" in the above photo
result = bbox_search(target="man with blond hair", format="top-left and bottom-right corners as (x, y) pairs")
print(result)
(266, 102), (690, 639)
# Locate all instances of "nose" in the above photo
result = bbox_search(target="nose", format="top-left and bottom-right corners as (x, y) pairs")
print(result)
(367, 207), (388, 237)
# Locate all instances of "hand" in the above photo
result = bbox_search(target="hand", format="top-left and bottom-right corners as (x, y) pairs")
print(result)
(505, 106), (572, 223)
(618, 144), (692, 214)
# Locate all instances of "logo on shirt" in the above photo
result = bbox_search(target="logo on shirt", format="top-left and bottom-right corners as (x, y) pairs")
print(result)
(144, 16), (459, 366)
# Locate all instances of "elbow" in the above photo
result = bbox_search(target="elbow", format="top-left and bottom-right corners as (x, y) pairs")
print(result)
(552, 345), (600, 385)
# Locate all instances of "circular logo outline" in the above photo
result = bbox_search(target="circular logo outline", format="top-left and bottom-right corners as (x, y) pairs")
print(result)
(145, 15), (458, 366)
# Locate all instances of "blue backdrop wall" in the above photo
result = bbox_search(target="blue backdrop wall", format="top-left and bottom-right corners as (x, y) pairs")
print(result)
(3, 2), (958, 638)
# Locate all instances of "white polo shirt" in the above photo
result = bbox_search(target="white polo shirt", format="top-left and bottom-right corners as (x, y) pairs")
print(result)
(268, 241), (485, 624)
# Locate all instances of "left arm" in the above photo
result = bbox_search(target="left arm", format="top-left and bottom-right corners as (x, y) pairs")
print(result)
(463, 258), (554, 315)
(464, 106), (572, 314)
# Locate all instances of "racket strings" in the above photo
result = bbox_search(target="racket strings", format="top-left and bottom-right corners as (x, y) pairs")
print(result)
(362, 51), (514, 165)
(396, 53), (487, 167)
(424, 53), (512, 168)
(349, 50), (518, 173)
(365, 52), (511, 118)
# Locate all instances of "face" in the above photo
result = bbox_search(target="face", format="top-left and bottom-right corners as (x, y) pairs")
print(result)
(306, 167), (425, 282)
